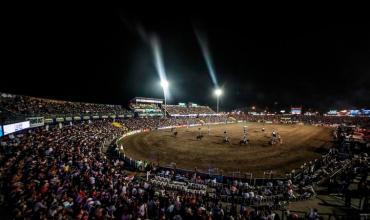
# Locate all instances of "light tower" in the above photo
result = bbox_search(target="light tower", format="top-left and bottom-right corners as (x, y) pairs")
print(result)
(160, 79), (169, 118)
(214, 88), (222, 113)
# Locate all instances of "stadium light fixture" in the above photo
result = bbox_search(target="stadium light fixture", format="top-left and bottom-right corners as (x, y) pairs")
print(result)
(214, 88), (223, 113)
(215, 89), (222, 97)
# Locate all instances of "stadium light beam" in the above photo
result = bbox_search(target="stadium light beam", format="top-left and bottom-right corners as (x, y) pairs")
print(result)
(214, 88), (222, 113)
(160, 79), (169, 90)
(150, 34), (170, 98)
(195, 28), (219, 88)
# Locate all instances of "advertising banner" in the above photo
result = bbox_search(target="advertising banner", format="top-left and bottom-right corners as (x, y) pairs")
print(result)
(291, 107), (302, 115)
(44, 118), (54, 124)
(26, 117), (44, 128)
(350, 110), (360, 116)
(362, 109), (370, 116)
(3, 121), (30, 135)
(56, 117), (65, 122)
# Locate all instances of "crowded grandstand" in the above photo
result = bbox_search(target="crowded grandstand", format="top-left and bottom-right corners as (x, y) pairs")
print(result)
(0, 93), (370, 219)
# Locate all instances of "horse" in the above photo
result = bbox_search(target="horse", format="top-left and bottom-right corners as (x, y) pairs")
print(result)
(269, 137), (277, 145)
(223, 137), (230, 144)
(239, 139), (248, 145)
(196, 135), (204, 140)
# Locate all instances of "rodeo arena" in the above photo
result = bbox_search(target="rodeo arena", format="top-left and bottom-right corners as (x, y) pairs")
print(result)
(0, 93), (369, 219)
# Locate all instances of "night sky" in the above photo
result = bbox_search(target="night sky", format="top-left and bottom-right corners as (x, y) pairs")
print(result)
(2, 9), (370, 112)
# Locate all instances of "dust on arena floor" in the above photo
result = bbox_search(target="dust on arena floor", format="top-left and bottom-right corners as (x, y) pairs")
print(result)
(119, 122), (334, 177)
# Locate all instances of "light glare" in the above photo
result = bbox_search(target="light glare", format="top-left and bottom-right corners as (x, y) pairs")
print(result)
(215, 89), (222, 96)
(160, 80), (169, 89)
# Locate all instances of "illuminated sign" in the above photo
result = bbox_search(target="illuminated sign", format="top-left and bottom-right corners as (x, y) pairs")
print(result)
(3, 121), (30, 135)
(26, 117), (44, 128)
(56, 117), (65, 122)
(135, 98), (163, 104)
(291, 107), (302, 115)
(44, 118), (54, 124)
(350, 110), (360, 116)
(362, 109), (370, 115)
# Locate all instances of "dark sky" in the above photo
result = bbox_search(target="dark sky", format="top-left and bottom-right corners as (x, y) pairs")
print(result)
(2, 9), (370, 112)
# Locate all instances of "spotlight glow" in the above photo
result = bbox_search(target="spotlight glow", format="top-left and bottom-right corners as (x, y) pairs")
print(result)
(160, 79), (169, 89)
(215, 89), (222, 96)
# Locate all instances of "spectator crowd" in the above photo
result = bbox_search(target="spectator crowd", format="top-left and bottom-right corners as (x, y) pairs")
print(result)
(0, 93), (127, 117)
(231, 114), (370, 127)
(166, 105), (216, 116)
(0, 93), (370, 219)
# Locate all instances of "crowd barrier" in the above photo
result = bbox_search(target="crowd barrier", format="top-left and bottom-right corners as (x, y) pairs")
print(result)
(279, 209), (365, 220)
(111, 122), (347, 188)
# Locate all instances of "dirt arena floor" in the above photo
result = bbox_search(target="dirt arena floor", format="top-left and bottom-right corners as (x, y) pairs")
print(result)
(119, 123), (334, 177)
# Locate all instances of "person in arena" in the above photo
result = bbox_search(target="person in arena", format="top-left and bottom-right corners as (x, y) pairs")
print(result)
(224, 130), (230, 143)
(240, 134), (248, 145)
(196, 127), (203, 140)
(272, 130), (277, 137)
(173, 128), (178, 137)
(278, 134), (283, 144)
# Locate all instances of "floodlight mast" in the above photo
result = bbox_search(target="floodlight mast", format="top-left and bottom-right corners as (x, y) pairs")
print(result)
(160, 80), (169, 118)
(214, 89), (222, 113)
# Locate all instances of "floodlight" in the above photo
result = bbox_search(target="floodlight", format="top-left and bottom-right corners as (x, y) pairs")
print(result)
(215, 89), (222, 96)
